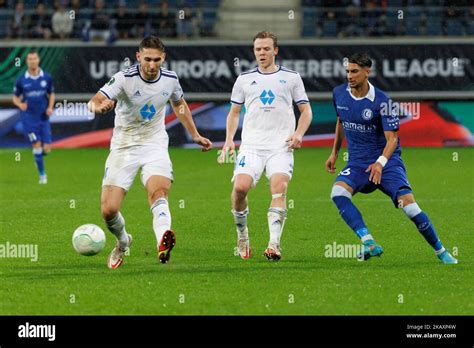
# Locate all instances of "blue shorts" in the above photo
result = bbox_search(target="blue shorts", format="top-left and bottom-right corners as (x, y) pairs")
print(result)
(23, 120), (52, 145)
(335, 162), (412, 208)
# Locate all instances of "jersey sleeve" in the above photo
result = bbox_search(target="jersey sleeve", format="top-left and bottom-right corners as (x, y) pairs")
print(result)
(13, 78), (23, 97)
(171, 78), (184, 102)
(291, 74), (309, 105)
(47, 75), (55, 94)
(380, 95), (400, 132)
(230, 76), (244, 105)
(99, 72), (125, 100)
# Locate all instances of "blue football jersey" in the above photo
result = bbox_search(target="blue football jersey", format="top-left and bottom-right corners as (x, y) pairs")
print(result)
(14, 69), (54, 122)
(332, 82), (401, 165)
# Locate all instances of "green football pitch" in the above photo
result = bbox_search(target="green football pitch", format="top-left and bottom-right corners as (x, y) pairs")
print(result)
(0, 147), (472, 315)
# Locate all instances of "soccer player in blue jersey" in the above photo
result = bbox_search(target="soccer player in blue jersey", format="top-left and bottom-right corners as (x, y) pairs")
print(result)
(12, 51), (55, 184)
(326, 52), (457, 264)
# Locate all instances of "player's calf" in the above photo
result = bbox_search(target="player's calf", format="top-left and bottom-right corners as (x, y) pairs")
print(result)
(266, 204), (287, 261)
(42, 144), (51, 156)
(331, 185), (376, 242)
(32, 146), (46, 183)
(150, 197), (172, 249)
(233, 208), (251, 259)
(401, 199), (458, 264)
(103, 211), (130, 251)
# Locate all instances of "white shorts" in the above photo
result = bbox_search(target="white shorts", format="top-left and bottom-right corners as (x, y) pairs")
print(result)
(102, 145), (173, 191)
(232, 149), (294, 186)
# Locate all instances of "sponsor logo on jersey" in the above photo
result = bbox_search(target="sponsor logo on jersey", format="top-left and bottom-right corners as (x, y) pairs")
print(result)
(341, 121), (377, 133)
(134, 90), (141, 96)
(260, 90), (275, 105)
(279, 79), (287, 84)
(250, 81), (257, 85)
(362, 108), (373, 120)
(336, 105), (349, 110)
(140, 103), (156, 120)
(25, 90), (47, 98)
(107, 77), (115, 85)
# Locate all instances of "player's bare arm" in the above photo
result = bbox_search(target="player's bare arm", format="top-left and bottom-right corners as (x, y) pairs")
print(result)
(170, 97), (212, 151)
(219, 103), (242, 163)
(287, 103), (312, 149)
(326, 118), (344, 173)
(87, 92), (115, 114)
(365, 130), (398, 184)
(12, 95), (27, 111)
(46, 92), (55, 117)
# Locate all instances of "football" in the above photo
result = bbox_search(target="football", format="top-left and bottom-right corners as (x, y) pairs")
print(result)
(72, 224), (106, 256)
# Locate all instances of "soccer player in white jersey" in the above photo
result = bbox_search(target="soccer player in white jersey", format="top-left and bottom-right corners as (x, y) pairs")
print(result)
(87, 36), (212, 269)
(220, 31), (313, 261)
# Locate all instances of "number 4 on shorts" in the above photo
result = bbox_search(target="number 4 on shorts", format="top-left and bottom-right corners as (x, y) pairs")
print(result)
(239, 156), (246, 167)
(339, 168), (351, 176)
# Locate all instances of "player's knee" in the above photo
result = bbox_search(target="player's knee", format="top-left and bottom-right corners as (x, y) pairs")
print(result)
(401, 201), (422, 218)
(398, 195), (415, 207)
(331, 185), (352, 203)
(149, 188), (168, 202)
(271, 181), (288, 195)
(233, 183), (250, 198)
(101, 204), (119, 221)
(32, 147), (43, 156)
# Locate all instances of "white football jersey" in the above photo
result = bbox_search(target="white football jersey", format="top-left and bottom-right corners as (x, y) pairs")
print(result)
(100, 65), (183, 150)
(230, 66), (309, 151)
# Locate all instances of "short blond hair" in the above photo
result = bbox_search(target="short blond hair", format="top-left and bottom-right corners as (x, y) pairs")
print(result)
(253, 31), (278, 48)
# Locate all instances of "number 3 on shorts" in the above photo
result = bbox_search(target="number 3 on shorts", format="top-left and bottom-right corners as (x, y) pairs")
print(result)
(239, 155), (246, 167)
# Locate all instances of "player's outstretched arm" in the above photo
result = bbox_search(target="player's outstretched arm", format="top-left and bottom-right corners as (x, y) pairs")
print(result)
(366, 130), (398, 184)
(326, 118), (344, 173)
(219, 103), (242, 164)
(171, 98), (212, 152)
(87, 92), (115, 114)
(287, 103), (312, 149)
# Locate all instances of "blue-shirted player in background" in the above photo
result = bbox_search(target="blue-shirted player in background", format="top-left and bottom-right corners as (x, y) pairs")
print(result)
(325, 53), (457, 264)
(12, 50), (55, 184)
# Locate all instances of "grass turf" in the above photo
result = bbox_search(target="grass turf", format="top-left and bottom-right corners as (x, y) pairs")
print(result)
(0, 147), (472, 315)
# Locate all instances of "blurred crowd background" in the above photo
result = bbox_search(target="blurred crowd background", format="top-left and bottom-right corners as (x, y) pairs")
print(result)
(0, 0), (472, 43)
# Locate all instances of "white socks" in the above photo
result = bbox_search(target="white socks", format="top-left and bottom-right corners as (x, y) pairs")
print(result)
(232, 208), (249, 240)
(267, 207), (287, 245)
(151, 198), (172, 245)
(105, 212), (129, 250)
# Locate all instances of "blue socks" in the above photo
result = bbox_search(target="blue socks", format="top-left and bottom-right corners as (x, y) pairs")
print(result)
(332, 196), (370, 239)
(403, 203), (444, 253)
(33, 148), (45, 176)
(410, 211), (444, 252)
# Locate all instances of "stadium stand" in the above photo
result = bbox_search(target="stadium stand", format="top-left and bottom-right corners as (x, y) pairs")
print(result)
(0, 0), (472, 40)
